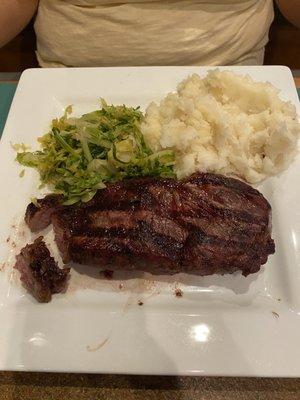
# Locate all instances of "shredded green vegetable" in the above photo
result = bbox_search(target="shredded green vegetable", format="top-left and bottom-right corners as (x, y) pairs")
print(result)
(16, 100), (175, 204)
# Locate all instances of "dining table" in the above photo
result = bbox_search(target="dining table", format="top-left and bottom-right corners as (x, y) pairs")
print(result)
(0, 70), (299, 400)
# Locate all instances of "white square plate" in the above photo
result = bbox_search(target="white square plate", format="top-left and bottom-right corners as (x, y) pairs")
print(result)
(0, 66), (300, 376)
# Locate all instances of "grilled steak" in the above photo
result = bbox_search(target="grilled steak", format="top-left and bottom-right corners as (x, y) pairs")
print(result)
(14, 237), (70, 302)
(48, 172), (274, 276)
(25, 194), (63, 232)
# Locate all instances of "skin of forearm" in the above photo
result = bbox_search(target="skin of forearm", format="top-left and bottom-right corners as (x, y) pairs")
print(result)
(0, 0), (39, 48)
(276, 0), (300, 29)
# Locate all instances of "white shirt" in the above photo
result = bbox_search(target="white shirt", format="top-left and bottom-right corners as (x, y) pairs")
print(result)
(35, 0), (274, 67)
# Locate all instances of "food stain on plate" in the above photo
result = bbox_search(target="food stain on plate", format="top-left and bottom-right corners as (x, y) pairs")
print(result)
(1, 217), (33, 281)
(86, 336), (110, 352)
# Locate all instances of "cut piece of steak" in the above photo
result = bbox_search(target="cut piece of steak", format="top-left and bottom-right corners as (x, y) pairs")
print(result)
(14, 237), (70, 302)
(25, 194), (62, 232)
(51, 172), (275, 276)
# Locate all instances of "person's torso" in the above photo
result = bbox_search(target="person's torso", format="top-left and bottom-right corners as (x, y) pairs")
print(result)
(35, 0), (274, 67)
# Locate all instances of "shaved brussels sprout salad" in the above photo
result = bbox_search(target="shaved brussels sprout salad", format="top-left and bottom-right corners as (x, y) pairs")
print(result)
(16, 100), (175, 204)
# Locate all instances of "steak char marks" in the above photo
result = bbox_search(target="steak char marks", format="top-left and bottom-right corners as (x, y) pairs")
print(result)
(48, 173), (275, 276)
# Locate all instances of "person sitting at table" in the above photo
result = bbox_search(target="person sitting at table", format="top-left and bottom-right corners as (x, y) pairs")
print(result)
(0, 1), (299, 68)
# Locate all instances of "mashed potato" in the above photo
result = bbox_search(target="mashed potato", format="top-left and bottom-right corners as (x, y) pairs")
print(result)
(141, 70), (300, 183)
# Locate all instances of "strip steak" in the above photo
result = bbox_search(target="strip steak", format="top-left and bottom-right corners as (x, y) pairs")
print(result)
(41, 172), (274, 276)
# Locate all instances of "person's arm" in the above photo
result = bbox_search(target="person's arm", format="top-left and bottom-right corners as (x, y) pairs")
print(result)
(275, 0), (300, 29)
(0, 0), (39, 48)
